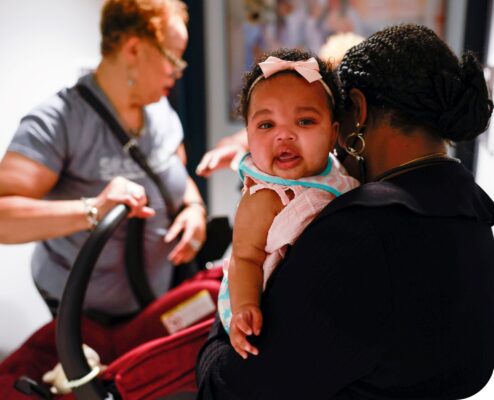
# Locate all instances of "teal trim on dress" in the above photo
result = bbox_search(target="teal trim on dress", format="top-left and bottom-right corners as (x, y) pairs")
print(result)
(238, 153), (342, 197)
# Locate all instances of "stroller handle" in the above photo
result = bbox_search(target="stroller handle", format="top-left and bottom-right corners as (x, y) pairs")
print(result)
(56, 204), (129, 400)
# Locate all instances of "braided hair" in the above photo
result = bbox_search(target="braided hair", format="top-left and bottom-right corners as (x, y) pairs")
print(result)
(338, 24), (493, 142)
(238, 48), (342, 123)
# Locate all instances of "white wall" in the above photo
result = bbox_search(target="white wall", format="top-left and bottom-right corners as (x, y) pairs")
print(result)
(204, 0), (243, 220)
(0, 0), (102, 359)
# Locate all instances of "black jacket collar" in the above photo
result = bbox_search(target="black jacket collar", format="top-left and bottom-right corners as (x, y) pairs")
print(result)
(321, 161), (494, 226)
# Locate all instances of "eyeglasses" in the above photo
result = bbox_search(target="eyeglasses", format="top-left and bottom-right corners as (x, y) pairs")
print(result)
(156, 45), (188, 76)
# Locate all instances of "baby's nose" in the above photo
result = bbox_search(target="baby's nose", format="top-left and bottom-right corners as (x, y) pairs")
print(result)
(275, 127), (296, 141)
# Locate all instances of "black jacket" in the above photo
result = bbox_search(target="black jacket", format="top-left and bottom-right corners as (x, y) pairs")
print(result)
(197, 161), (494, 400)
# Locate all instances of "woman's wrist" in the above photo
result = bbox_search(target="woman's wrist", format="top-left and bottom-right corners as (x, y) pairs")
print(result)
(81, 197), (99, 230)
(183, 200), (207, 217)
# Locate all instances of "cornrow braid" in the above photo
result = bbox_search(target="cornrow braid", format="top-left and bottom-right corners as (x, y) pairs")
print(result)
(338, 24), (493, 142)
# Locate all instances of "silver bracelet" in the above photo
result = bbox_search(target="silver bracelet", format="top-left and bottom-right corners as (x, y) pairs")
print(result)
(81, 197), (99, 229)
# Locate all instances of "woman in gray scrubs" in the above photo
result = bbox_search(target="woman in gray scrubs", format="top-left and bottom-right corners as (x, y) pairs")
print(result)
(0, 0), (206, 318)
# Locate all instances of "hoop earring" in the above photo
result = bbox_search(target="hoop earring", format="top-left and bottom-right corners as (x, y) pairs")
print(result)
(344, 122), (367, 183)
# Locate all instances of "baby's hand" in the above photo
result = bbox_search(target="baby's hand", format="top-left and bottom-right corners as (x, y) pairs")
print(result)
(230, 304), (263, 359)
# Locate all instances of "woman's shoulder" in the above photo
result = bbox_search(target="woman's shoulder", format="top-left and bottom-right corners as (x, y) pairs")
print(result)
(319, 162), (494, 225)
(19, 85), (78, 124)
(11, 80), (90, 145)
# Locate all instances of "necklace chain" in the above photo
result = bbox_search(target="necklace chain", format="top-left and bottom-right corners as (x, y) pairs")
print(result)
(397, 152), (447, 168)
(373, 152), (459, 182)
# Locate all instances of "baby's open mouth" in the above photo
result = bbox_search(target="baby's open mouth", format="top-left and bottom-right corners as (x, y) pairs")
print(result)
(275, 150), (301, 168)
(277, 152), (298, 161)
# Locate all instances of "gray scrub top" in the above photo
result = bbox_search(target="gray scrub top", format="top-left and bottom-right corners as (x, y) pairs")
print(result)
(7, 74), (188, 315)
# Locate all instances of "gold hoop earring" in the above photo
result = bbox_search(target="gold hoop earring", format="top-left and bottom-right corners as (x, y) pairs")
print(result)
(344, 122), (366, 157)
(344, 122), (367, 183)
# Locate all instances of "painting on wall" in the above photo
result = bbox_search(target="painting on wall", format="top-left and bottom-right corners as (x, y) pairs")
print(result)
(226, 0), (446, 120)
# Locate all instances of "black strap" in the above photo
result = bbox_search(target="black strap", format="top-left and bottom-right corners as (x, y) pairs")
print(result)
(75, 84), (178, 217)
(76, 83), (168, 309)
(124, 217), (155, 307)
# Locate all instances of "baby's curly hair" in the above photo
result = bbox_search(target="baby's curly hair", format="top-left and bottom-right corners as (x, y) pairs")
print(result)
(338, 24), (493, 142)
(100, 0), (188, 56)
(238, 48), (342, 123)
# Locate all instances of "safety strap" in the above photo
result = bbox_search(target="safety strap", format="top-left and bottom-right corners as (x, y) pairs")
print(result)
(76, 83), (166, 309)
(75, 84), (178, 218)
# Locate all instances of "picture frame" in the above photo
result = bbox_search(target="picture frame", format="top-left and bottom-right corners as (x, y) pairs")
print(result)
(225, 0), (446, 120)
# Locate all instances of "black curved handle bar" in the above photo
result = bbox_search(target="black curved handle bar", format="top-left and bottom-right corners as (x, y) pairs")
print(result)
(56, 204), (129, 399)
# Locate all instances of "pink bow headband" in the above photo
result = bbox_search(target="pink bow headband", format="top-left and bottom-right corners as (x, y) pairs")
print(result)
(247, 56), (335, 105)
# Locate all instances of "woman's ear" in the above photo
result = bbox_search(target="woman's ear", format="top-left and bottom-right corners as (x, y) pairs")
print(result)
(348, 88), (367, 126)
(121, 36), (141, 65)
(337, 88), (367, 148)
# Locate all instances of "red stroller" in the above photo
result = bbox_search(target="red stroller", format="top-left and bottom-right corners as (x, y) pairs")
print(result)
(0, 205), (229, 399)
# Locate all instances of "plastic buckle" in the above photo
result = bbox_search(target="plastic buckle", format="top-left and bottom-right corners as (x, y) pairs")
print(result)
(14, 376), (53, 399)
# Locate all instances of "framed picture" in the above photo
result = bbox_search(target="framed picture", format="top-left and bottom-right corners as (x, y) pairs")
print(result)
(226, 0), (446, 119)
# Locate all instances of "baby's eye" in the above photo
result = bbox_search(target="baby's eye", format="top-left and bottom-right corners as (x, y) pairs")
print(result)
(258, 122), (273, 129)
(298, 118), (316, 126)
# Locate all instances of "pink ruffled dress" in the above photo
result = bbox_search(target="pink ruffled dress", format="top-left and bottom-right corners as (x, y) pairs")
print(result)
(218, 153), (360, 333)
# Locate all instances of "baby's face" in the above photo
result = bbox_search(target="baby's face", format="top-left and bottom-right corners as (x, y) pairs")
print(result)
(246, 73), (339, 180)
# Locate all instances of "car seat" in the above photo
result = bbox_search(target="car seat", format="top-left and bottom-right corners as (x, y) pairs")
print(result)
(0, 205), (228, 399)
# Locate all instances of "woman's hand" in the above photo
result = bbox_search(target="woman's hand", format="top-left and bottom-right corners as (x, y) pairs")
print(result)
(196, 129), (249, 177)
(165, 203), (207, 265)
(196, 144), (246, 177)
(92, 176), (155, 220)
(229, 304), (262, 359)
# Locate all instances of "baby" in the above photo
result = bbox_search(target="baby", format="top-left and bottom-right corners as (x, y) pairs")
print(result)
(218, 48), (360, 359)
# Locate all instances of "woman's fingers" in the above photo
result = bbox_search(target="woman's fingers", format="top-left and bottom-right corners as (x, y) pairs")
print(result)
(165, 206), (205, 265)
(165, 218), (198, 264)
(165, 217), (184, 243)
(98, 177), (155, 219)
(196, 145), (243, 177)
(195, 152), (215, 177)
(121, 181), (149, 217)
(167, 237), (198, 265)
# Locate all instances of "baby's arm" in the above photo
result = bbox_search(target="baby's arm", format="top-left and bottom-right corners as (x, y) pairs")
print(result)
(229, 187), (283, 358)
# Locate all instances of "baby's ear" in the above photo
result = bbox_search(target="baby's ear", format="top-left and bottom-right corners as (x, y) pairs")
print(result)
(330, 121), (340, 149)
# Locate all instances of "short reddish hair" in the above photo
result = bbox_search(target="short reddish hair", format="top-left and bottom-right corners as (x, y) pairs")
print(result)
(100, 0), (188, 56)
